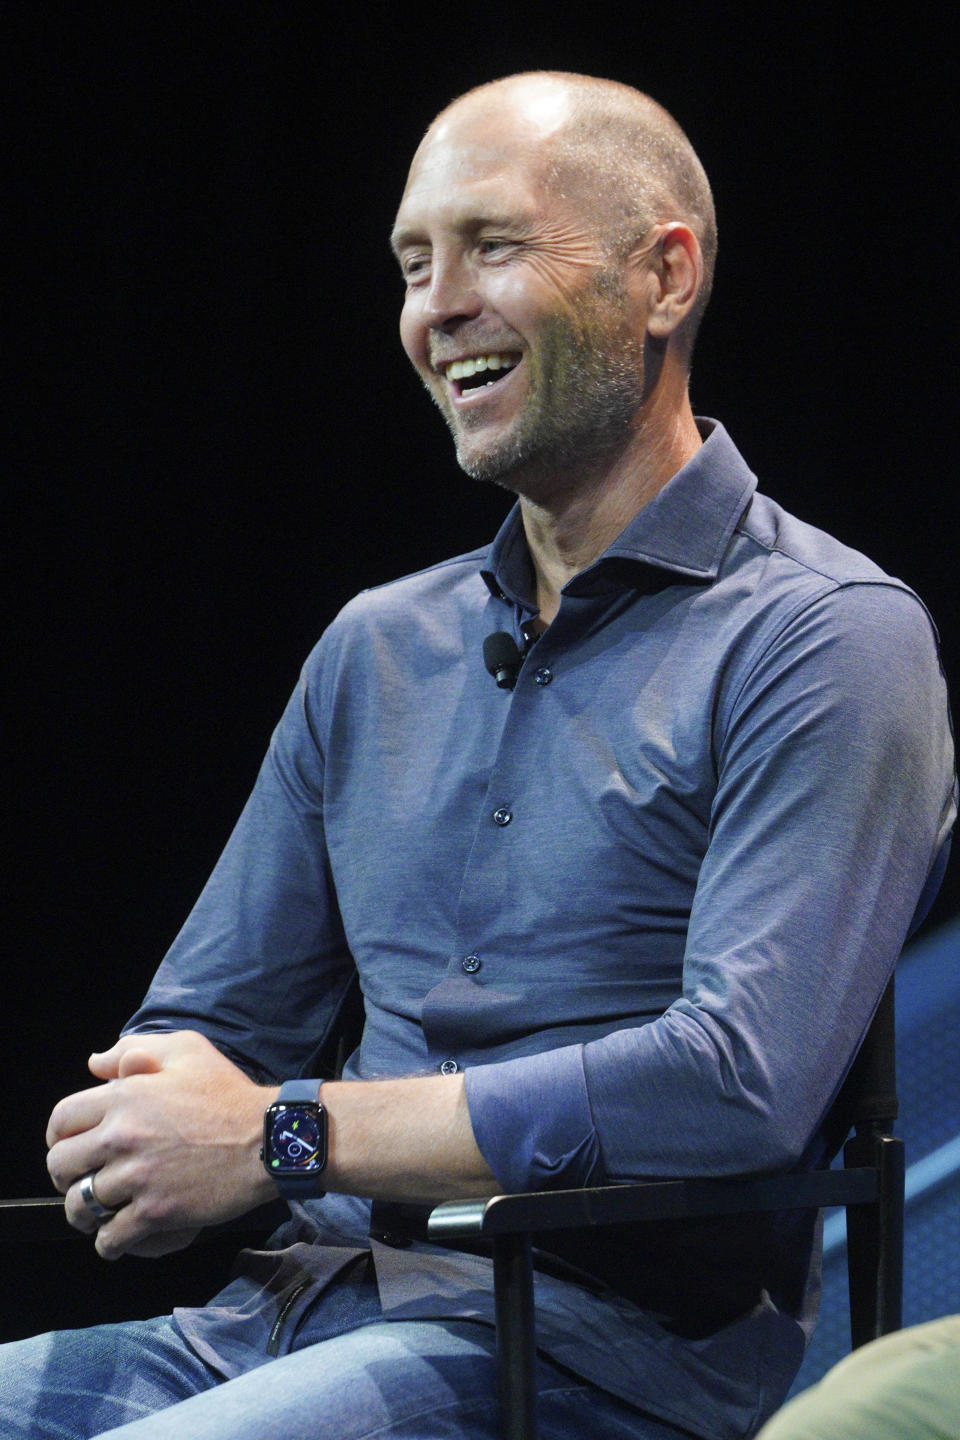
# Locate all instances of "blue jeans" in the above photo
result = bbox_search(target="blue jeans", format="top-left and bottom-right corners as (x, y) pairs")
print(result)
(0, 1271), (696, 1440)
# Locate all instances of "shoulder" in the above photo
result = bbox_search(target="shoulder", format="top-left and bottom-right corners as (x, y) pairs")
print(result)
(736, 490), (906, 592)
(725, 490), (940, 655)
(709, 492), (948, 747)
(298, 543), (495, 695)
(337, 544), (492, 624)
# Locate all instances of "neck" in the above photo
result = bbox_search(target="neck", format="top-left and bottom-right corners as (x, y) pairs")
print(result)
(517, 393), (701, 624)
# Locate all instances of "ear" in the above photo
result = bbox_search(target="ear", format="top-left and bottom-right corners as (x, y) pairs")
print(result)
(627, 223), (702, 342)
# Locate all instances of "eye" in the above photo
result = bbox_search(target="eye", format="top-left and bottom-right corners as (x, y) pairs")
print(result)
(400, 252), (431, 285)
(476, 237), (514, 259)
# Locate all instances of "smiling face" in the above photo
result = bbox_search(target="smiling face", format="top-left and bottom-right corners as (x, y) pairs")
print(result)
(391, 85), (649, 494)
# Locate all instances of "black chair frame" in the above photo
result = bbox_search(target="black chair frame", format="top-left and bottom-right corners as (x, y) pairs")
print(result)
(426, 976), (905, 1440)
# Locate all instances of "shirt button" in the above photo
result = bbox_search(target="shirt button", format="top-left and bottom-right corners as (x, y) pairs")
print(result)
(534, 666), (553, 686)
(461, 954), (481, 974)
(492, 807), (513, 826)
(439, 1059), (459, 1075)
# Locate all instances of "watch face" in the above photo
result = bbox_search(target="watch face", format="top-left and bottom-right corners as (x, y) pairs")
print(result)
(266, 1103), (325, 1174)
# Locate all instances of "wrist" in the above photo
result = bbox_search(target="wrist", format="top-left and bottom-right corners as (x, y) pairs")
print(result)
(318, 1073), (499, 1204)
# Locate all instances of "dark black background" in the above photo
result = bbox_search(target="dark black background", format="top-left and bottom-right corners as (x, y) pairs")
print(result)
(8, 4), (957, 1206)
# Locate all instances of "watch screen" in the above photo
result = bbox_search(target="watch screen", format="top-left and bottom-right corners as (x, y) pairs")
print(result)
(267, 1104), (325, 1173)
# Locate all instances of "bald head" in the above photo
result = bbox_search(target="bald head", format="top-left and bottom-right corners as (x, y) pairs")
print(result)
(424, 72), (716, 358)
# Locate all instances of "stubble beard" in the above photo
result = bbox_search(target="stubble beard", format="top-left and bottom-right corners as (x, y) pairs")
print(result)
(430, 275), (645, 496)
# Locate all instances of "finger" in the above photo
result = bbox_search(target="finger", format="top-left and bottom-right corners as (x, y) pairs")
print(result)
(88, 1031), (192, 1080)
(63, 1171), (125, 1235)
(94, 1215), (132, 1261)
(89, 1197), (194, 1262)
(117, 1047), (164, 1079)
(46, 1082), (112, 1148)
(87, 1036), (148, 1079)
(63, 1180), (100, 1235)
(102, 1227), (201, 1260)
(47, 1127), (111, 1195)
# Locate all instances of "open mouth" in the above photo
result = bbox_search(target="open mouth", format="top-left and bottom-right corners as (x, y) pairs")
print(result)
(443, 352), (521, 399)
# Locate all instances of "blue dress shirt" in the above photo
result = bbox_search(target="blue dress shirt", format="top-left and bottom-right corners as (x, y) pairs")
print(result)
(125, 421), (955, 1439)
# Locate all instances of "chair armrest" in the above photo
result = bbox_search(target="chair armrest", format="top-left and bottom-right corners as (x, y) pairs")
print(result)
(0, 1195), (288, 1245)
(0, 1197), (71, 1245)
(427, 1167), (881, 1242)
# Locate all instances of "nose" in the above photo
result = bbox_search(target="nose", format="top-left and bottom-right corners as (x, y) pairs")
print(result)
(420, 254), (483, 330)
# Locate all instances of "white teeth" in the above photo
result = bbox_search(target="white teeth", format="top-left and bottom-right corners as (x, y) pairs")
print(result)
(444, 353), (517, 381)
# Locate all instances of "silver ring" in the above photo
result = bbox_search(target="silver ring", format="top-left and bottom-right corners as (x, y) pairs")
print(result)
(78, 1171), (118, 1222)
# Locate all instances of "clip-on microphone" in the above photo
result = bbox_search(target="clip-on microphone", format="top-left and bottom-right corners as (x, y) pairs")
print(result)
(483, 632), (524, 690)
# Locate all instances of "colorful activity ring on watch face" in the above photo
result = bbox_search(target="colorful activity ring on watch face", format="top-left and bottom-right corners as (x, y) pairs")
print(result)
(261, 1080), (327, 1196)
(265, 1103), (326, 1173)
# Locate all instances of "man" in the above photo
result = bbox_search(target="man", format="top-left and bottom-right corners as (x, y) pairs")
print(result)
(1, 72), (954, 1440)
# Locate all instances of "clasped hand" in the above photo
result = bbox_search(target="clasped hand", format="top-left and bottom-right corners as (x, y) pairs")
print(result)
(46, 1030), (277, 1259)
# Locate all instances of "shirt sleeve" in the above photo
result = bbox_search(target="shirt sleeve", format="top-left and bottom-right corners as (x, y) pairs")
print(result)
(122, 638), (356, 1082)
(466, 581), (955, 1191)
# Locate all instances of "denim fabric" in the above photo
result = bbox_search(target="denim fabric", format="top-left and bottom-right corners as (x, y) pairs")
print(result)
(0, 1306), (697, 1440)
(0, 1317), (216, 1439)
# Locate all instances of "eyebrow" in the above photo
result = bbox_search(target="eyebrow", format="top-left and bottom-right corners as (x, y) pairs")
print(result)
(389, 210), (535, 259)
(389, 226), (421, 258)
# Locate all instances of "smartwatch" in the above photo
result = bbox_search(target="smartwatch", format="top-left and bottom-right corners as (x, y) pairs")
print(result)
(261, 1080), (328, 1198)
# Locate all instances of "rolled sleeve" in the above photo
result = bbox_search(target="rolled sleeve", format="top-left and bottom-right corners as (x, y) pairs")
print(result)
(464, 1043), (603, 1193)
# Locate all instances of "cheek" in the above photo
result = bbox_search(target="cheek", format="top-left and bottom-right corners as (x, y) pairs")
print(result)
(489, 264), (586, 334)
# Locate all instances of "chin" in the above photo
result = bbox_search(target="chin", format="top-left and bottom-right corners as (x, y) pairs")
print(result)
(454, 436), (523, 486)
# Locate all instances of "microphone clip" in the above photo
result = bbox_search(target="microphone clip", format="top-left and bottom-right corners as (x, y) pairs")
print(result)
(483, 632), (524, 690)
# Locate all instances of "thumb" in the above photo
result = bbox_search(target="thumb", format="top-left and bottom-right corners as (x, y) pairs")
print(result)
(89, 1036), (167, 1080)
(116, 1046), (165, 1079)
(88, 1042), (124, 1080)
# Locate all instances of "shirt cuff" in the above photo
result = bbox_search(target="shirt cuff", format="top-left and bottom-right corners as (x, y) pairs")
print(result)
(464, 1044), (603, 1194)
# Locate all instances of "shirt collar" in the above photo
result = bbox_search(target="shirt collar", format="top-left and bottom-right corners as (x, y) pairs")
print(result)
(481, 419), (757, 607)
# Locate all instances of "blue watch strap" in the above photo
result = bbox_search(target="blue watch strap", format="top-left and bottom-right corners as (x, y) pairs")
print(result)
(278, 1079), (324, 1105)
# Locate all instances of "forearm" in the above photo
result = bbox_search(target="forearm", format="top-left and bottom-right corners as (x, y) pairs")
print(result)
(319, 1072), (500, 1204)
